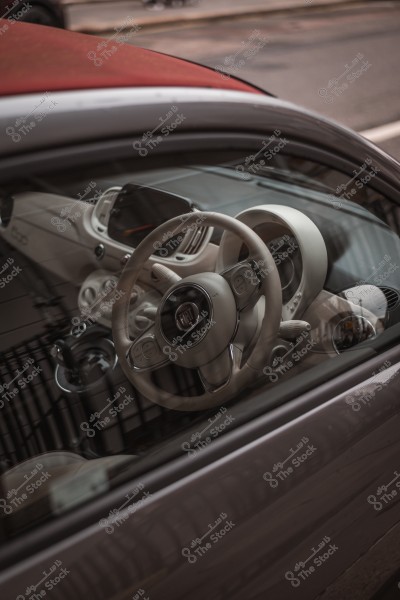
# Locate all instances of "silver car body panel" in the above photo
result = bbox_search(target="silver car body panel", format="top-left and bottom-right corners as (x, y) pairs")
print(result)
(0, 85), (399, 599)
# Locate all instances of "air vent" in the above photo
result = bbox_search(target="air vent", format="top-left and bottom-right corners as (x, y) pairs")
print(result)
(380, 287), (400, 311)
(179, 225), (208, 255)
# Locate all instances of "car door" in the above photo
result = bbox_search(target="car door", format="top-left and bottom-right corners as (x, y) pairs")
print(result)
(0, 89), (399, 600)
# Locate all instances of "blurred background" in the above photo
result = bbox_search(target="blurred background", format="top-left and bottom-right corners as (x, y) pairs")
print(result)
(13, 0), (398, 160)
(3, 0), (399, 159)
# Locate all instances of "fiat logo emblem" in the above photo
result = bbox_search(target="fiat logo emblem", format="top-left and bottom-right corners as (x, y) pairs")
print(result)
(175, 302), (200, 331)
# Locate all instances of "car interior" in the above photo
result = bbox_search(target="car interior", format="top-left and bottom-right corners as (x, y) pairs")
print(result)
(0, 139), (399, 538)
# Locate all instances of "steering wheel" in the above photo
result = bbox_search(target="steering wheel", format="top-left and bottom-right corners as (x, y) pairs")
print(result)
(112, 212), (282, 411)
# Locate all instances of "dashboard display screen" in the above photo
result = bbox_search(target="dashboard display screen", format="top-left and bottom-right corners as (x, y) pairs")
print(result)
(108, 183), (192, 256)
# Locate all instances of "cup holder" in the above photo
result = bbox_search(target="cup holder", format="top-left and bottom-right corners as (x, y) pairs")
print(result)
(54, 329), (117, 394)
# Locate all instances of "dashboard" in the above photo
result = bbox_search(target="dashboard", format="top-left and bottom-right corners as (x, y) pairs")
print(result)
(1, 168), (399, 390)
(89, 182), (214, 268)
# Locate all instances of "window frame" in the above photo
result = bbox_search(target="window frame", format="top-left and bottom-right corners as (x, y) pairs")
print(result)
(0, 129), (399, 567)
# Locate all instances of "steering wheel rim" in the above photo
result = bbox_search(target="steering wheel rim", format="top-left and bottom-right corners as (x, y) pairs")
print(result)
(112, 211), (282, 411)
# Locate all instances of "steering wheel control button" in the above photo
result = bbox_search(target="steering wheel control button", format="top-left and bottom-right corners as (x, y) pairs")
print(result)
(142, 339), (157, 360)
(228, 264), (258, 309)
(130, 335), (163, 369)
(233, 273), (247, 295)
(131, 343), (144, 362)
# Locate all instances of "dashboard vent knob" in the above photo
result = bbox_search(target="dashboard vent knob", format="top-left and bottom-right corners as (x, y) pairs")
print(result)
(94, 243), (105, 260)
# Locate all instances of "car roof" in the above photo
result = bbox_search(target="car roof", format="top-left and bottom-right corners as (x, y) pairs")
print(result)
(0, 20), (263, 97)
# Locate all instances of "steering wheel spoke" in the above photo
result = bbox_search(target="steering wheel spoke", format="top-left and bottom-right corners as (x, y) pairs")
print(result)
(128, 325), (169, 373)
(197, 345), (233, 393)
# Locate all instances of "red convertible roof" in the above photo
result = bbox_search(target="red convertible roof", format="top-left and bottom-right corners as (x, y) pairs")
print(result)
(0, 20), (262, 97)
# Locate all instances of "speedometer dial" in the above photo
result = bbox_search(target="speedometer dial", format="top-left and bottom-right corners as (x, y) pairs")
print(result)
(238, 230), (302, 304)
(217, 204), (328, 321)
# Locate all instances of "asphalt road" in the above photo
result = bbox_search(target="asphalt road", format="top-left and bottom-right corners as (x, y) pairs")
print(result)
(107, 1), (400, 161)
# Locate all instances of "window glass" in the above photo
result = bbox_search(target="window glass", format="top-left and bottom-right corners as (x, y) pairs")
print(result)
(0, 141), (399, 538)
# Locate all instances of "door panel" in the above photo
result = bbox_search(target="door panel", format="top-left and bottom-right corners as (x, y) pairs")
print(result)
(1, 351), (399, 600)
